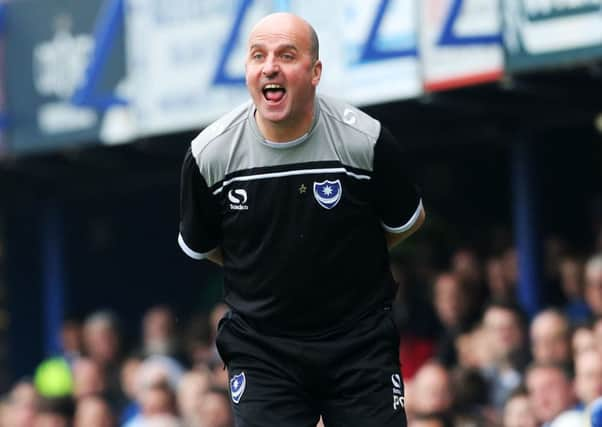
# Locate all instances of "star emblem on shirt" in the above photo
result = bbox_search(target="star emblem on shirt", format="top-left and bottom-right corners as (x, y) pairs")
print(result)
(299, 184), (307, 194)
(322, 185), (333, 196)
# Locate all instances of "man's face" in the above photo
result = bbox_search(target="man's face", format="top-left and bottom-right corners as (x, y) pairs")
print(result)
(245, 15), (321, 127)
(433, 275), (465, 328)
(575, 350), (602, 405)
(503, 395), (537, 427)
(530, 313), (571, 364)
(526, 367), (574, 423)
(483, 307), (523, 361)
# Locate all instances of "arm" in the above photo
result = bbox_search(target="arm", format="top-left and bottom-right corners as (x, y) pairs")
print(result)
(206, 247), (224, 266)
(385, 204), (425, 249)
(373, 125), (424, 250)
(178, 147), (222, 263)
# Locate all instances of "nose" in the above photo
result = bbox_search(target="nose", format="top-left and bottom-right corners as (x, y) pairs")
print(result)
(262, 55), (279, 77)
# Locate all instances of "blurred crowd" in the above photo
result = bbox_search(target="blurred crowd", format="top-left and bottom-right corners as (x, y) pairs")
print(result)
(0, 304), (235, 427)
(394, 236), (602, 427)
(1, 233), (602, 427)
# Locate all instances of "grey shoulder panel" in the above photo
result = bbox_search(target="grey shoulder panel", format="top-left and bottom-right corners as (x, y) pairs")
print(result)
(189, 101), (252, 187)
(317, 95), (381, 172)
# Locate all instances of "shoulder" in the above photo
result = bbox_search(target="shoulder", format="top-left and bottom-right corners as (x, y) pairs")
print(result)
(189, 101), (252, 185)
(317, 94), (381, 141)
(191, 101), (252, 158)
(317, 95), (382, 172)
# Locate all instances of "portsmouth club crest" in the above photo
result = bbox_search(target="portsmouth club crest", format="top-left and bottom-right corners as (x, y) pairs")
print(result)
(230, 372), (246, 404)
(313, 179), (342, 209)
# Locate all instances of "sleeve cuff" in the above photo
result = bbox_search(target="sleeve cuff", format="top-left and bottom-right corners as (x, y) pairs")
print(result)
(381, 199), (423, 234)
(178, 233), (211, 260)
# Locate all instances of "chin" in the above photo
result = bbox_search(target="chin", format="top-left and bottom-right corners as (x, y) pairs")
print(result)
(258, 106), (290, 123)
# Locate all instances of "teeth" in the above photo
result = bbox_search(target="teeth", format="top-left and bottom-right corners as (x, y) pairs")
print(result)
(264, 84), (283, 90)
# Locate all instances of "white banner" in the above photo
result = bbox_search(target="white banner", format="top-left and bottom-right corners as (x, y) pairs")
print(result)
(125, 0), (272, 137)
(420, 0), (503, 91)
(125, 0), (421, 137)
(293, 0), (421, 105)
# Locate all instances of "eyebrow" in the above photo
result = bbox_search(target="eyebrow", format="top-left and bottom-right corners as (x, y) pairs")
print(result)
(249, 43), (298, 52)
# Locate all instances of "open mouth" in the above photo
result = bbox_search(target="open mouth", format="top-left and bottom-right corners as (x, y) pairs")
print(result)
(262, 84), (286, 103)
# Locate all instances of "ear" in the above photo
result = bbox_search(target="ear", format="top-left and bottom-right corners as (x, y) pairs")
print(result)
(311, 60), (322, 86)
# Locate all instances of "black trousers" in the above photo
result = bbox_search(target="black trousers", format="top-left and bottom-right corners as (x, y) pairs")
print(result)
(215, 307), (407, 427)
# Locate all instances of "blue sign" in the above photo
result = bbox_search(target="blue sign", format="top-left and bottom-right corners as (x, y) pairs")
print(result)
(5, 0), (130, 155)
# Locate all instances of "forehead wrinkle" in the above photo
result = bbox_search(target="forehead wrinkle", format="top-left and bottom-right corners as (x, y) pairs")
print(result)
(249, 42), (298, 52)
(248, 28), (308, 50)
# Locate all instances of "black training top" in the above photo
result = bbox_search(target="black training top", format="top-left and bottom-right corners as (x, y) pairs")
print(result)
(179, 94), (422, 336)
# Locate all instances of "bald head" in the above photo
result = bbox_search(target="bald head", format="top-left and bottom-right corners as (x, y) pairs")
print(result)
(249, 13), (319, 62)
(530, 309), (571, 364)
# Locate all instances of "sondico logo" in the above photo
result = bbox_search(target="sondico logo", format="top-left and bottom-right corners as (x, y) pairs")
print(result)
(392, 374), (405, 411)
(228, 189), (248, 210)
(343, 108), (357, 125)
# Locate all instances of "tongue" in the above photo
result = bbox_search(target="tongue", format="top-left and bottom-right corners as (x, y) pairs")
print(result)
(266, 90), (285, 102)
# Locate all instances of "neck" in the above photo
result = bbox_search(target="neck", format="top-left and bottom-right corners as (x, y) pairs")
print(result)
(255, 104), (315, 142)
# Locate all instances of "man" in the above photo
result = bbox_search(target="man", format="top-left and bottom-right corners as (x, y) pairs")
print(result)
(574, 349), (602, 407)
(525, 363), (576, 425)
(549, 348), (602, 427)
(481, 302), (527, 408)
(431, 272), (476, 366)
(530, 309), (572, 365)
(406, 362), (453, 418)
(503, 387), (538, 427)
(178, 12), (424, 427)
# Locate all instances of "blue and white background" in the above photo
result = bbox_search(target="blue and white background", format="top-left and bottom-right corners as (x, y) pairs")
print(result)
(1, 0), (601, 154)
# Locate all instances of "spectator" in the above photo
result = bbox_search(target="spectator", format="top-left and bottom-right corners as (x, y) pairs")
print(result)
(33, 397), (74, 427)
(571, 323), (596, 356)
(73, 395), (114, 427)
(83, 311), (121, 369)
(72, 357), (106, 400)
(432, 273), (477, 366)
(481, 302), (528, 408)
(177, 369), (211, 427)
(197, 387), (233, 427)
(585, 254), (602, 318)
(139, 382), (177, 419)
(135, 355), (184, 396)
(124, 381), (179, 427)
(451, 248), (486, 307)
(503, 387), (537, 427)
(530, 309), (572, 365)
(119, 354), (143, 425)
(449, 367), (491, 426)
(82, 311), (123, 407)
(455, 326), (494, 370)
(486, 256), (515, 304)
(574, 349), (602, 406)
(525, 363), (576, 425)
(59, 318), (82, 365)
(3, 380), (38, 427)
(406, 361), (453, 419)
(141, 306), (184, 363)
(559, 256), (590, 323)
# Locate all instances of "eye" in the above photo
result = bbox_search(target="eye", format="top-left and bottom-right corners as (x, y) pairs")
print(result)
(251, 52), (264, 60)
(281, 53), (294, 60)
